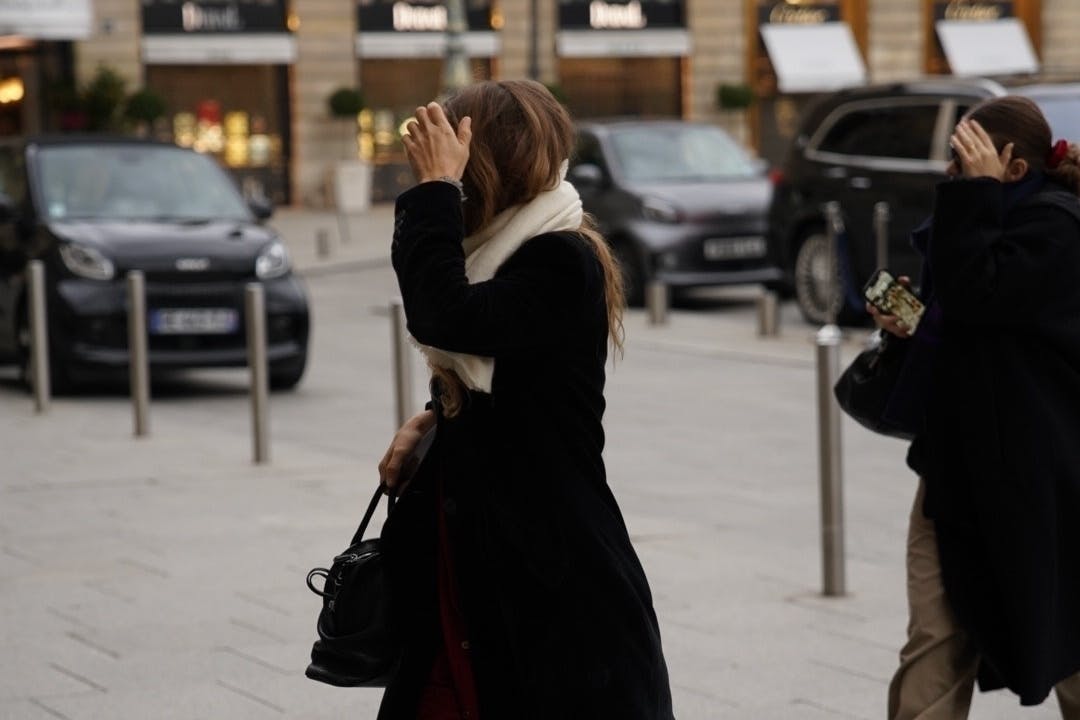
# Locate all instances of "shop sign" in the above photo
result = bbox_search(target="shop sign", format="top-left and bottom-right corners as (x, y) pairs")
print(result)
(933, 0), (1012, 21)
(357, 0), (494, 33)
(0, 0), (91, 39)
(757, 1), (841, 26)
(142, 0), (289, 34)
(558, 0), (685, 30)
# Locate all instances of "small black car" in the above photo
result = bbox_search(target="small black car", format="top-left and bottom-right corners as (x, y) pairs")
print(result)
(0, 136), (309, 390)
(570, 120), (782, 304)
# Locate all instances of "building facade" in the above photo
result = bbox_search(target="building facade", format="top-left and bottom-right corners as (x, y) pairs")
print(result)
(36, 0), (1076, 206)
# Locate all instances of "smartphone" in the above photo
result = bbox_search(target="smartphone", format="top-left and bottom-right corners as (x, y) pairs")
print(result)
(863, 269), (925, 332)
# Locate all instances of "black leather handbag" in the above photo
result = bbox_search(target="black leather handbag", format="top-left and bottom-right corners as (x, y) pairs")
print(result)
(833, 332), (920, 441)
(305, 484), (400, 687)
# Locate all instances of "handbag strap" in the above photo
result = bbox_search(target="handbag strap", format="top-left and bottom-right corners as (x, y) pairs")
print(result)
(349, 484), (394, 546)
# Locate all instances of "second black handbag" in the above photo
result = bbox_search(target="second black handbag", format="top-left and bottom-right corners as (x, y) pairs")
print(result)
(834, 332), (921, 441)
(305, 484), (400, 687)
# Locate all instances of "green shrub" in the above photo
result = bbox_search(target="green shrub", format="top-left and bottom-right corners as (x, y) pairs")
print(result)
(327, 87), (365, 118)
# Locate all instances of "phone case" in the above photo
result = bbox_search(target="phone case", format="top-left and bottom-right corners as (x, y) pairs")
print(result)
(864, 269), (925, 331)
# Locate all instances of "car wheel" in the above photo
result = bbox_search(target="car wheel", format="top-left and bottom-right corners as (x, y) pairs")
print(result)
(270, 356), (306, 391)
(15, 306), (71, 394)
(614, 241), (646, 307)
(793, 229), (858, 325)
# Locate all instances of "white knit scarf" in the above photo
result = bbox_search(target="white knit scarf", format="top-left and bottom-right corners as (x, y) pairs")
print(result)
(414, 166), (584, 392)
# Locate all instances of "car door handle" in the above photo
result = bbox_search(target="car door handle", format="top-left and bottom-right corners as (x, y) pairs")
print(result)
(849, 176), (872, 190)
(823, 166), (847, 179)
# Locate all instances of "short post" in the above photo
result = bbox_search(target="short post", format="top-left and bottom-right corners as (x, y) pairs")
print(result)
(315, 228), (330, 259)
(874, 201), (890, 271)
(27, 260), (50, 412)
(245, 283), (270, 464)
(816, 200), (846, 596)
(126, 271), (150, 437)
(389, 298), (414, 429)
(757, 288), (779, 337)
(646, 279), (668, 326)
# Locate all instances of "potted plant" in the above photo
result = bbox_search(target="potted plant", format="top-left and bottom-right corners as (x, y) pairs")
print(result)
(124, 88), (167, 137)
(716, 82), (755, 112)
(82, 66), (128, 132)
(325, 86), (372, 214)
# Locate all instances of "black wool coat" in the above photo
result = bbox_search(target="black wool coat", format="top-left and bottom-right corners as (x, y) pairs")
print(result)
(378, 181), (675, 720)
(910, 176), (1080, 705)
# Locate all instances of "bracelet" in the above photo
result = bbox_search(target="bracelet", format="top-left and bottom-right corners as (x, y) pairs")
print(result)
(435, 176), (467, 202)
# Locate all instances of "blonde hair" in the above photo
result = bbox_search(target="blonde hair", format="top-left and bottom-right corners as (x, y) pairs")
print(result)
(431, 80), (625, 417)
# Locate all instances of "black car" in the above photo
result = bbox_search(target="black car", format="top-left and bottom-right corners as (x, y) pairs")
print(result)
(0, 136), (309, 390)
(768, 77), (1080, 324)
(569, 120), (782, 304)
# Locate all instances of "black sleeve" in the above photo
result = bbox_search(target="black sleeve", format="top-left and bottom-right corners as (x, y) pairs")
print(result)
(928, 179), (1079, 326)
(391, 181), (594, 356)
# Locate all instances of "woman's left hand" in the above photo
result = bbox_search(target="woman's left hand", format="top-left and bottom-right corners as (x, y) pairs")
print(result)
(401, 102), (472, 185)
(950, 119), (1013, 181)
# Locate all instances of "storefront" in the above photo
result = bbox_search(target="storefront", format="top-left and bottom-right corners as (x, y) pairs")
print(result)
(141, 0), (296, 204)
(356, 0), (499, 201)
(0, 0), (89, 137)
(746, 0), (868, 163)
(924, 0), (1041, 76)
(556, 0), (688, 119)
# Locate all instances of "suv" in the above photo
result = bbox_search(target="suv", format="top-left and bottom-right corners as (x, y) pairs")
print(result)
(767, 78), (1006, 323)
(769, 77), (1080, 324)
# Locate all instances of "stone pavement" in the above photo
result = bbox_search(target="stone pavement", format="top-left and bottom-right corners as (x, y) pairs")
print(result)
(0, 206), (1063, 719)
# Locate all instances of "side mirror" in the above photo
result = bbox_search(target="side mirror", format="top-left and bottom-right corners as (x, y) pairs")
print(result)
(248, 196), (274, 221)
(568, 163), (605, 191)
(0, 192), (17, 223)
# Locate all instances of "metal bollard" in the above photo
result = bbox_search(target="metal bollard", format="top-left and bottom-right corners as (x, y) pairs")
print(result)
(816, 323), (846, 596)
(874, 201), (890, 271)
(645, 279), (669, 326)
(126, 271), (150, 437)
(757, 288), (779, 337)
(389, 298), (414, 429)
(245, 284), (270, 464)
(315, 228), (331, 259)
(27, 260), (50, 412)
(822, 201), (844, 326)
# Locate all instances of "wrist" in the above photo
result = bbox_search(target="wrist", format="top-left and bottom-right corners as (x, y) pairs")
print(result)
(421, 176), (466, 201)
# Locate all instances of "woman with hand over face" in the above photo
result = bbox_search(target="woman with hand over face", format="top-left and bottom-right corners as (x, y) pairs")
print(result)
(875, 96), (1080, 719)
(375, 80), (675, 720)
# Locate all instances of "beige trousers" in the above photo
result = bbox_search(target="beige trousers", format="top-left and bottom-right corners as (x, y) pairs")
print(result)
(887, 479), (1080, 720)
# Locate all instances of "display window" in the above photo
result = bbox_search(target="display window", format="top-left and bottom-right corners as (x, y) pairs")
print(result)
(145, 65), (291, 204)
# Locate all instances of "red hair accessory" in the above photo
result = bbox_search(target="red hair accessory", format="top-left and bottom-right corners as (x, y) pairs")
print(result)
(1047, 139), (1069, 169)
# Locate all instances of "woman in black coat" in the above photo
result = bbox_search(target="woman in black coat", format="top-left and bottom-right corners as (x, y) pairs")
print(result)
(375, 80), (674, 720)
(874, 96), (1080, 718)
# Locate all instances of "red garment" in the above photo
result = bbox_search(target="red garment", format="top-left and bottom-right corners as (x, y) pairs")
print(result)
(417, 479), (480, 720)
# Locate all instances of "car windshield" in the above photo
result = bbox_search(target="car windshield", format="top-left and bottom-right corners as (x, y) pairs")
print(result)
(34, 144), (251, 222)
(608, 125), (758, 183)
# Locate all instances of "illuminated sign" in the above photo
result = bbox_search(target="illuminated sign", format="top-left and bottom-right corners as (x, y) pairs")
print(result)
(142, 0), (289, 34)
(559, 0), (683, 30)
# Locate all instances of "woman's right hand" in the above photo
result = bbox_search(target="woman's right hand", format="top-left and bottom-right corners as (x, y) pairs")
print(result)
(867, 275), (915, 338)
(379, 409), (436, 492)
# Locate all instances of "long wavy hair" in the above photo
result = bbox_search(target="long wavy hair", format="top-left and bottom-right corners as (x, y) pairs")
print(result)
(432, 79), (625, 416)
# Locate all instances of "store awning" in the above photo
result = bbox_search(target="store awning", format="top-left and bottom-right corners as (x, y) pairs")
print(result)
(556, 30), (691, 58)
(0, 0), (91, 39)
(936, 18), (1039, 77)
(356, 32), (500, 59)
(142, 35), (298, 65)
(759, 22), (867, 93)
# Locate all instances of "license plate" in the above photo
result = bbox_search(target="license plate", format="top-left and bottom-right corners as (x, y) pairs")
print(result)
(703, 236), (767, 261)
(150, 308), (239, 335)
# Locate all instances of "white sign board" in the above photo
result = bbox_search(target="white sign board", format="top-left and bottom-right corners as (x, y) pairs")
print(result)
(760, 22), (867, 94)
(936, 18), (1039, 77)
(0, 0), (91, 39)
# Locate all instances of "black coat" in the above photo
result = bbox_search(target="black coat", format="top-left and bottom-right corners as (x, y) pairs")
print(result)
(910, 177), (1080, 705)
(379, 182), (674, 720)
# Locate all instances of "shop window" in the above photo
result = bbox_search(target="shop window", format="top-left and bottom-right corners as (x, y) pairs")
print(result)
(0, 146), (26, 204)
(817, 104), (939, 160)
(559, 58), (681, 119)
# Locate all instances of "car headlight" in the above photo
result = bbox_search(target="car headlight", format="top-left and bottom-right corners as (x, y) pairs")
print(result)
(642, 196), (681, 224)
(255, 241), (290, 279)
(59, 242), (115, 280)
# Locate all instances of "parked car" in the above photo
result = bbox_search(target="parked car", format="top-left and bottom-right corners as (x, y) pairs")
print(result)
(768, 77), (1080, 324)
(0, 136), (309, 390)
(569, 119), (782, 304)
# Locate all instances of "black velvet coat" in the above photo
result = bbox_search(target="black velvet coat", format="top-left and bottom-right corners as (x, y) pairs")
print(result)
(909, 177), (1080, 705)
(378, 182), (674, 720)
